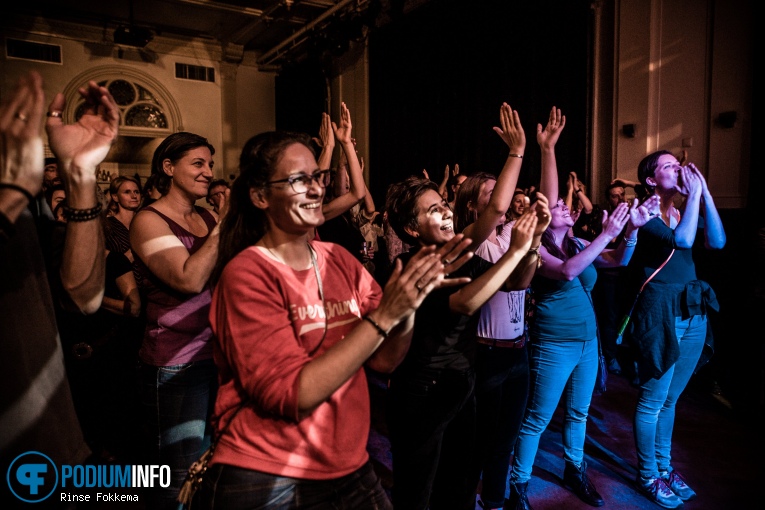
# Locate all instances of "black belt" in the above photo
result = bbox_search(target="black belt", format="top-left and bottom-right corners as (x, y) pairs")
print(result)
(476, 334), (527, 349)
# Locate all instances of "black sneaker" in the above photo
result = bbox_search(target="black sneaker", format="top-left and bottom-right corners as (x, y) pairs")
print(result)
(636, 477), (684, 509)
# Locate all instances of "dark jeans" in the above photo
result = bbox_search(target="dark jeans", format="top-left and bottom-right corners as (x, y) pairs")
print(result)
(469, 344), (530, 508)
(140, 358), (217, 510)
(386, 367), (476, 510)
(592, 267), (627, 361)
(196, 461), (392, 510)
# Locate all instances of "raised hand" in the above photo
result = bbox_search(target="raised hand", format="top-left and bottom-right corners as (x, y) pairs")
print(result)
(332, 102), (353, 145)
(676, 163), (702, 197)
(531, 192), (551, 235)
(453, 163), (460, 177)
(422, 168), (430, 180)
(629, 195), (659, 228)
(600, 201), (630, 238)
(312, 112), (335, 150)
(536, 106), (566, 150)
(687, 162), (709, 195)
(0, 71), (45, 198)
(509, 209), (539, 253)
(434, 233), (473, 283)
(46, 80), (119, 176)
(379, 234), (473, 319)
(492, 102), (526, 154)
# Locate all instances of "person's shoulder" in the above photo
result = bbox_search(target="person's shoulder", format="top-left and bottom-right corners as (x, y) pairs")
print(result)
(313, 240), (362, 267)
(219, 247), (265, 284)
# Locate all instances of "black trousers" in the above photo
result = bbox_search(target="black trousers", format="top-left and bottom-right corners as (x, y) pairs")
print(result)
(386, 367), (476, 510)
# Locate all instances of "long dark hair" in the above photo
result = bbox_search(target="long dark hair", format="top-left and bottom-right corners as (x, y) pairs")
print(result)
(540, 228), (582, 261)
(211, 131), (315, 285)
(150, 132), (216, 192)
(453, 172), (495, 234)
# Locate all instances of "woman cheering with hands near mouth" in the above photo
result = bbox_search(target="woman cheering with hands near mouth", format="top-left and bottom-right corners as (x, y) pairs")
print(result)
(507, 107), (655, 510)
(199, 104), (472, 509)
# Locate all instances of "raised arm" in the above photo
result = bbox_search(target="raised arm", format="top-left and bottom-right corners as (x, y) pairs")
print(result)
(437, 165), (450, 200)
(572, 173), (593, 214)
(359, 156), (376, 216)
(596, 196), (658, 267)
(321, 103), (366, 220)
(505, 193), (551, 290)
(564, 171), (576, 211)
(462, 102), (527, 251)
(0, 72), (45, 230)
(538, 202), (631, 281)
(690, 162), (726, 249)
(314, 112), (335, 171)
(47, 80), (119, 313)
(536, 106), (566, 204)
(672, 164), (704, 248)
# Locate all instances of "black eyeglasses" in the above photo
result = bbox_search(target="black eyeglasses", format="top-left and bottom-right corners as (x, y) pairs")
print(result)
(266, 170), (331, 194)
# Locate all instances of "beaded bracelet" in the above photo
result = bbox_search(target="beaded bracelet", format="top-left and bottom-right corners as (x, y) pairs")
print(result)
(363, 315), (389, 339)
(508, 153), (523, 159)
(63, 202), (103, 222)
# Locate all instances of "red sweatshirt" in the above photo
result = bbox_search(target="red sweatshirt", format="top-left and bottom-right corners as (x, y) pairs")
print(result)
(209, 241), (381, 479)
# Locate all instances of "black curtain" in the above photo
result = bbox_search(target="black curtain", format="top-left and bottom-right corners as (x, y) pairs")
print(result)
(368, 0), (590, 206)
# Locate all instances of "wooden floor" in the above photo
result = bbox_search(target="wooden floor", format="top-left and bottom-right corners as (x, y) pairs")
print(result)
(366, 363), (763, 510)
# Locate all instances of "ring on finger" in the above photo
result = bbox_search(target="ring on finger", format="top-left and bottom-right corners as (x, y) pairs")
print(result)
(14, 112), (28, 122)
(415, 283), (423, 292)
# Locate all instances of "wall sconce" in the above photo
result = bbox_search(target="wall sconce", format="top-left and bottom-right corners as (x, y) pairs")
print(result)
(622, 124), (637, 138)
(717, 111), (737, 129)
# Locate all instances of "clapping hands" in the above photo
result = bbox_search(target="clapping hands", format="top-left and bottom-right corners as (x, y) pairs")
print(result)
(46, 80), (119, 179)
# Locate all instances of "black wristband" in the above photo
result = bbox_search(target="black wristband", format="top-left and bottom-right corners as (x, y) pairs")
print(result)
(363, 315), (389, 339)
(0, 183), (36, 204)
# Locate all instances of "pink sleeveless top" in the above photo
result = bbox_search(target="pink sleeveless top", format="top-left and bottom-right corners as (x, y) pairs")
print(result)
(134, 206), (217, 366)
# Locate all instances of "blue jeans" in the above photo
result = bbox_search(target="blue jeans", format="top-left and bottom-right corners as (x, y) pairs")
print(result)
(197, 461), (392, 510)
(469, 344), (529, 508)
(634, 315), (706, 481)
(140, 358), (217, 510)
(387, 367), (476, 510)
(510, 338), (598, 484)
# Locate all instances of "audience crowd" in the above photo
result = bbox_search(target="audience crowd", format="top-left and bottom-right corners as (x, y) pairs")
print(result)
(1, 71), (725, 510)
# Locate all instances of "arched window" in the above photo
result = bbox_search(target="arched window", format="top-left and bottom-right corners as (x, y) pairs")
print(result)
(74, 79), (168, 130)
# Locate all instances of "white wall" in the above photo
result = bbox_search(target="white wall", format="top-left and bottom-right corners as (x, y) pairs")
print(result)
(0, 16), (275, 184)
(612, 0), (751, 207)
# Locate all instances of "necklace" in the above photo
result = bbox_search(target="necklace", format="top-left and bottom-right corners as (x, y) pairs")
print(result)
(264, 242), (311, 269)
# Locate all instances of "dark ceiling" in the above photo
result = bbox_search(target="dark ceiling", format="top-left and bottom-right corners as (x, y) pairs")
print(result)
(5, 0), (431, 69)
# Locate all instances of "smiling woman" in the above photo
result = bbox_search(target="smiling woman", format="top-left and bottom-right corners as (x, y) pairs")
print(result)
(383, 175), (542, 510)
(128, 131), (224, 509)
(196, 121), (473, 509)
